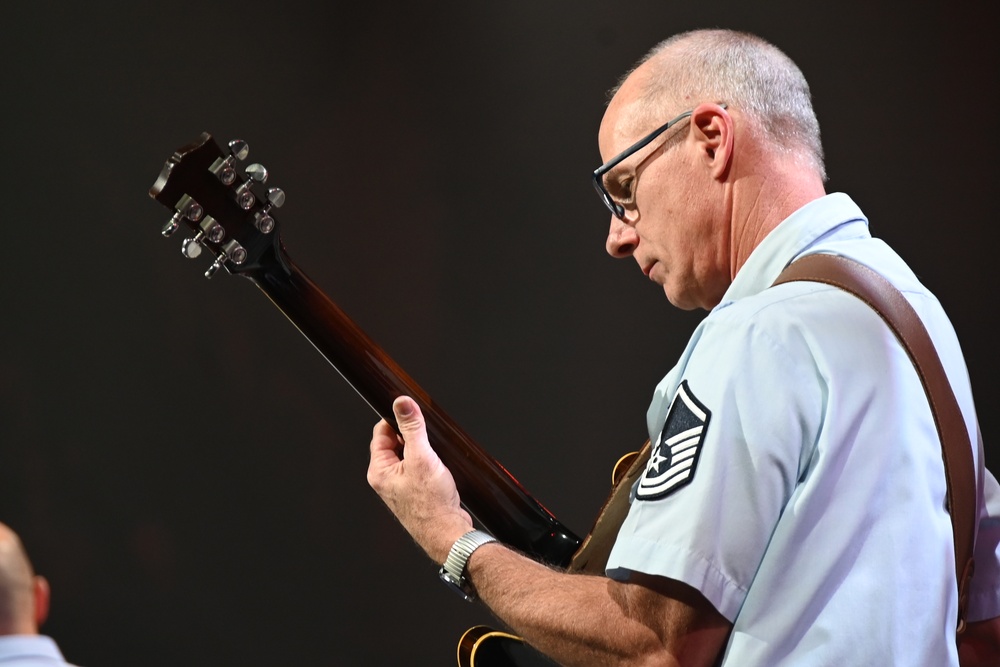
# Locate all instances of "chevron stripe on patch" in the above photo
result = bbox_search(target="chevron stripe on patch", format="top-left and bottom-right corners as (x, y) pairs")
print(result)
(636, 380), (711, 501)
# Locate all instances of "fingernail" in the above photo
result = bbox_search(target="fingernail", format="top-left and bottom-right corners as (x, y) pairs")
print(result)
(395, 397), (413, 417)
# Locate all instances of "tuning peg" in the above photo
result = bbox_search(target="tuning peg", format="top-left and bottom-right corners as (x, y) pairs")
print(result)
(198, 215), (225, 244)
(181, 234), (204, 259)
(211, 139), (250, 186)
(162, 196), (204, 237)
(204, 239), (248, 279)
(253, 187), (286, 234)
(267, 187), (285, 208)
(179, 215), (225, 259)
(163, 213), (184, 237)
(245, 163), (267, 184)
(229, 139), (249, 161)
(234, 163), (268, 210)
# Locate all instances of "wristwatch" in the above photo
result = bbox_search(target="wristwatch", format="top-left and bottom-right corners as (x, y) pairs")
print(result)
(438, 529), (498, 601)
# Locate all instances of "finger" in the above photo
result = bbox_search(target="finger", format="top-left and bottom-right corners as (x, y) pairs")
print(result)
(392, 396), (428, 456)
(369, 418), (398, 454)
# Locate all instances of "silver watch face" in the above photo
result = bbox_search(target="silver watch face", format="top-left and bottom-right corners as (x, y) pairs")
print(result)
(438, 566), (475, 601)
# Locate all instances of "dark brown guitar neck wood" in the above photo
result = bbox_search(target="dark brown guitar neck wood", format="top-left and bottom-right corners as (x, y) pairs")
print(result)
(250, 242), (582, 565)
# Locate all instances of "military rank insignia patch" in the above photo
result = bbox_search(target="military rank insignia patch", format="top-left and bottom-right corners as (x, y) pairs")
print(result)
(636, 380), (711, 501)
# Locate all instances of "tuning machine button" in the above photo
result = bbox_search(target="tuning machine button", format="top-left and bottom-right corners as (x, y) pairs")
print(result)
(267, 187), (285, 208)
(210, 139), (250, 186)
(181, 234), (204, 259)
(162, 215), (181, 237)
(234, 162), (268, 210)
(162, 195), (204, 237)
(253, 187), (285, 234)
(204, 239), (248, 278)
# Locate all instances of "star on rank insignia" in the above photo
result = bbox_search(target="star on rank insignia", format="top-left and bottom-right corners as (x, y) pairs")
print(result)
(636, 380), (711, 501)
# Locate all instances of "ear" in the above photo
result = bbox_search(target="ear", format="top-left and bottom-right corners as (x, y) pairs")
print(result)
(690, 103), (734, 180)
(32, 575), (50, 629)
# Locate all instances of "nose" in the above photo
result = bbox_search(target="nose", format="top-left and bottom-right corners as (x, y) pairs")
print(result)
(606, 215), (638, 258)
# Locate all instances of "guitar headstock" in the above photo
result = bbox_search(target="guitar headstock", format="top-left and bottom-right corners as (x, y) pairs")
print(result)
(149, 133), (287, 278)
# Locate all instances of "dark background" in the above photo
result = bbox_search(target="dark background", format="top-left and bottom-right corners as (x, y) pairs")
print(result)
(1, 2), (996, 665)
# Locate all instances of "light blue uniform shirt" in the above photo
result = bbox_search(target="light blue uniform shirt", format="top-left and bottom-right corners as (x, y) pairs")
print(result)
(0, 636), (75, 666)
(607, 193), (1000, 665)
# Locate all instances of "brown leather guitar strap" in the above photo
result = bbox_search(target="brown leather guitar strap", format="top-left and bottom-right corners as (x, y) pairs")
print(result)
(568, 442), (651, 575)
(569, 252), (978, 633)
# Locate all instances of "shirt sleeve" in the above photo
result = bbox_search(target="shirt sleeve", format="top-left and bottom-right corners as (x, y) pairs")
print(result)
(969, 467), (1000, 621)
(605, 304), (823, 621)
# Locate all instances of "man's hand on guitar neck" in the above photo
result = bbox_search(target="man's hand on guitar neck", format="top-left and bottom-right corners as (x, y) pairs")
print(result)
(367, 396), (475, 564)
(366, 395), (732, 667)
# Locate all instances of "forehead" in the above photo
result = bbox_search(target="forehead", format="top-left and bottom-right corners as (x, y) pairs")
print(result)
(598, 62), (664, 162)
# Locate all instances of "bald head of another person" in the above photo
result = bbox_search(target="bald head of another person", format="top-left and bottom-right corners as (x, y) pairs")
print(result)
(0, 523), (49, 636)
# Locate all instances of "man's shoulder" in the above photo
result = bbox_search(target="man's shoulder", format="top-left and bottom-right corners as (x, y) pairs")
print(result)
(715, 238), (938, 336)
(708, 276), (879, 342)
(0, 635), (74, 666)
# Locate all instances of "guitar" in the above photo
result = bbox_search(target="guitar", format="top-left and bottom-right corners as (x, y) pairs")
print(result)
(149, 133), (581, 665)
(458, 626), (558, 667)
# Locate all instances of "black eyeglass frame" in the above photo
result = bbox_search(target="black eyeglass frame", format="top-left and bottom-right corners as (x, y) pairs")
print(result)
(592, 104), (727, 220)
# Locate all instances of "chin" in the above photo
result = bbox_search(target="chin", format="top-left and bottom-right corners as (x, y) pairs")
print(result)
(664, 288), (692, 311)
(664, 287), (712, 312)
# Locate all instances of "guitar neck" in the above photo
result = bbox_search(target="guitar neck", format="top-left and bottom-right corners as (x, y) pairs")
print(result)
(248, 242), (582, 565)
(148, 132), (581, 566)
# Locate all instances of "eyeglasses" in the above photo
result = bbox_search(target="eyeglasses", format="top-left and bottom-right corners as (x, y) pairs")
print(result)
(592, 104), (726, 221)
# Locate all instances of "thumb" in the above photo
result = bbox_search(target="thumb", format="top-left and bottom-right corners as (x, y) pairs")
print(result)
(393, 396), (426, 443)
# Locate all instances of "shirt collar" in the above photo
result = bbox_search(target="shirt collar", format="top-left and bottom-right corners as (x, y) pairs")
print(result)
(715, 192), (870, 309)
(0, 635), (66, 661)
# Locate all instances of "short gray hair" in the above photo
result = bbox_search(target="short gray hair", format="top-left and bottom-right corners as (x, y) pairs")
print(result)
(616, 29), (826, 179)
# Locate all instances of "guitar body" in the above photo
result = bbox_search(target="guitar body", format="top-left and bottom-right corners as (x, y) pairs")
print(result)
(455, 444), (652, 666)
(457, 627), (557, 667)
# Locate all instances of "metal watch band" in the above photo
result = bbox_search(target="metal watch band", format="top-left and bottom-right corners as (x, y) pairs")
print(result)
(438, 529), (497, 601)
